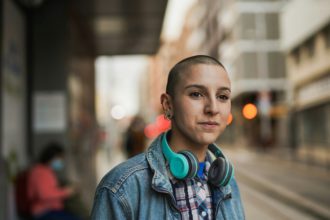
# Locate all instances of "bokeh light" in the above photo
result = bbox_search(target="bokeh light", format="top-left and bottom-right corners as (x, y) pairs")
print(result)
(111, 105), (126, 120)
(242, 103), (258, 120)
(144, 115), (171, 138)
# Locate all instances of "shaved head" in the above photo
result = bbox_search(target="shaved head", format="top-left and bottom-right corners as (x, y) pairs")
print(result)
(166, 55), (227, 97)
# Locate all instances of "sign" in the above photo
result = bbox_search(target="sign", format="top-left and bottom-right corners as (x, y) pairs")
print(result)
(33, 92), (66, 133)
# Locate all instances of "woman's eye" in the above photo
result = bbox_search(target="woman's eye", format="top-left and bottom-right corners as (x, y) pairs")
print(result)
(189, 92), (203, 98)
(217, 95), (229, 101)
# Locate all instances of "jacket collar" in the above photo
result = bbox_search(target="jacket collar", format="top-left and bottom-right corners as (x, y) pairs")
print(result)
(146, 133), (173, 193)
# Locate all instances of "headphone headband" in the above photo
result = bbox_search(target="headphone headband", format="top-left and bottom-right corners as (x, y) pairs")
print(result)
(161, 131), (176, 161)
(208, 143), (225, 159)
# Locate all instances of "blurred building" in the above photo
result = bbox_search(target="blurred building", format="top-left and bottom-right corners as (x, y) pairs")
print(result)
(281, 0), (330, 165)
(1, 0), (99, 218)
(217, 0), (287, 149)
(1, 0), (167, 219)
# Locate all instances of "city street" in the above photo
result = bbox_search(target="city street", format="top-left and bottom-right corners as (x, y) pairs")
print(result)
(239, 181), (318, 220)
(226, 147), (330, 220)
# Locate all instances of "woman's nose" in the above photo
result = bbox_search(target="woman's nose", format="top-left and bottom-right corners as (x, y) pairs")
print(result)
(204, 97), (219, 115)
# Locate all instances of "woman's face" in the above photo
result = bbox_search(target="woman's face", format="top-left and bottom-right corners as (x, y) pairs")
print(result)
(168, 64), (231, 148)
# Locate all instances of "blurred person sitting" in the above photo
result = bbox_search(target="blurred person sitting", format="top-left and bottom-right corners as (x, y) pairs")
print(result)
(27, 142), (79, 220)
(124, 115), (146, 158)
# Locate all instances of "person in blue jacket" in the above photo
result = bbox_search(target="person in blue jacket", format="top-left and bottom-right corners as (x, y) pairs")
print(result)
(91, 55), (245, 219)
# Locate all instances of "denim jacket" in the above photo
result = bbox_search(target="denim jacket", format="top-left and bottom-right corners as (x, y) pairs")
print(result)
(91, 133), (245, 220)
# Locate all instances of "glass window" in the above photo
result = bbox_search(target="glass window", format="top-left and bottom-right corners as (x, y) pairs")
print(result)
(265, 13), (279, 39)
(233, 57), (243, 80)
(268, 52), (285, 78)
(242, 52), (258, 78)
(239, 13), (256, 39)
(298, 104), (329, 147)
(291, 47), (300, 64)
(324, 24), (330, 48)
(305, 37), (315, 57)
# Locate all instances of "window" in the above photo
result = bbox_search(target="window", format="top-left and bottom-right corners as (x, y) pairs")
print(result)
(291, 47), (300, 64)
(242, 52), (258, 78)
(265, 13), (279, 39)
(298, 103), (329, 147)
(268, 52), (285, 78)
(324, 23), (330, 48)
(239, 13), (256, 39)
(233, 57), (243, 80)
(305, 37), (315, 58)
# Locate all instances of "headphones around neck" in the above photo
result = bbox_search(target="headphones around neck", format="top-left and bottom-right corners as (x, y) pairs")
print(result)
(161, 132), (234, 187)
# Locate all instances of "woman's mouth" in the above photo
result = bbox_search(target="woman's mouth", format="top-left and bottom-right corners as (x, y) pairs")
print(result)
(198, 121), (219, 130)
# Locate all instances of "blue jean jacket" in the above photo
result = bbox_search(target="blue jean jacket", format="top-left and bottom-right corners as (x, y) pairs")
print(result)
(91, 133), (245, 219)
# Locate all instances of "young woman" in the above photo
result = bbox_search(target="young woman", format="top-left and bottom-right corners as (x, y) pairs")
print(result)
(91, 55), (245, 219)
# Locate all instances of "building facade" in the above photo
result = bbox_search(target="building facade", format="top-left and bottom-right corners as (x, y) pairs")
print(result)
(281, 0), (330, 166)
(199, 0), (288, 149)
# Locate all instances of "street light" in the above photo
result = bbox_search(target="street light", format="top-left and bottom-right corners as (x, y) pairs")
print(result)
(242, 103), (258, 120)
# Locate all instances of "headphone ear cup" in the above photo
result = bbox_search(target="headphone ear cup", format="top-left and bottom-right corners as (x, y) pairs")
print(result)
(179, 151), (199, 179)
(208, 157), (232, 187)
(169, 153), (190, 179)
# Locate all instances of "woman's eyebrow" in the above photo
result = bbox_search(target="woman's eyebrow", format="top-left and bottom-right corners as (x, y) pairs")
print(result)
(218, 87), (231, 93)
(184, 84), (206, 90)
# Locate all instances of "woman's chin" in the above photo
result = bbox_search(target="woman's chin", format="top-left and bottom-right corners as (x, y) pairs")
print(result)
(195, 133), (219, 146)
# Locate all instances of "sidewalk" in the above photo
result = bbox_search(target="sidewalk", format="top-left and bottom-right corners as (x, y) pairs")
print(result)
(224, 147), (330, 220)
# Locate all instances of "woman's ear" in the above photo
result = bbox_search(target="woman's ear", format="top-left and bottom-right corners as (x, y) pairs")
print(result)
(160, 93), (173, 114)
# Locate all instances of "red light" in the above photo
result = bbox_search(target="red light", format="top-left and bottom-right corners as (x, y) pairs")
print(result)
(144, 124), (158, 139)
(144, 115), (171, 139)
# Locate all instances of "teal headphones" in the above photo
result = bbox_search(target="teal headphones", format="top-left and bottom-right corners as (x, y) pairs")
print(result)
(161, 132), (234, 187)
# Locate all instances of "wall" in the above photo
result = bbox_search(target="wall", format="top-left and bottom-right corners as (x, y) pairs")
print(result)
(29, 0), (70, 158)
(1, 0), (27, 219)
(281, 0), (330, 50)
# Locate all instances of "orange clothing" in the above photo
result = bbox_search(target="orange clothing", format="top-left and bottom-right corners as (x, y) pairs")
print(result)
(27, 164), (70, 216)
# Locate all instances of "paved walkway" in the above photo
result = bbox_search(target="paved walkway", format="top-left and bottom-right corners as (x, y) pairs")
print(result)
(224, 147), (330, 220)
